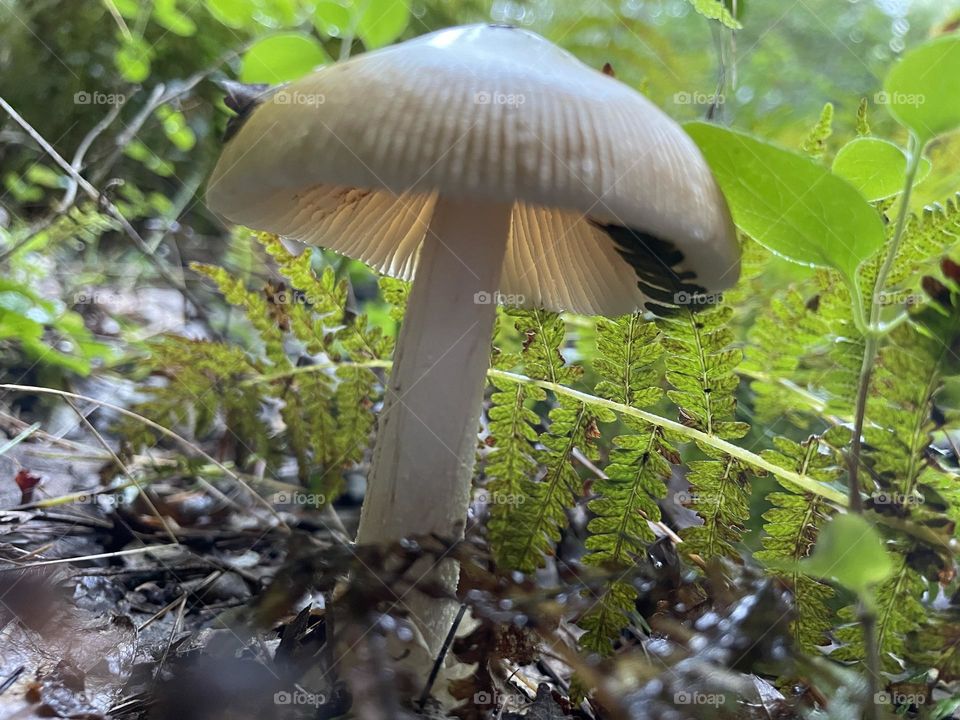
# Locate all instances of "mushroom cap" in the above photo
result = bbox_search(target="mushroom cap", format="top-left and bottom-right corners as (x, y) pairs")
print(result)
(207, 24), (739, 316)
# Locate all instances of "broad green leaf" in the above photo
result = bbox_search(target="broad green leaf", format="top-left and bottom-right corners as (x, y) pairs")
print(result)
(356, 0), (408, 48)
(259, 0), (301, 26)
(831, 137), (931, 202)
(800, 514), (893, 603)
(205, 0), (256, 28)
(240, 33), (330, 84)
(686, 0), (741, 29)
(313, 0), (353, 37)
(685, 122), (885, 282)
(882, 36), (960, 142)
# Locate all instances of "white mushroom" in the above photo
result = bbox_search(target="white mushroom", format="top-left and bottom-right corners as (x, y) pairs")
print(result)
(207, 23), (739, 668)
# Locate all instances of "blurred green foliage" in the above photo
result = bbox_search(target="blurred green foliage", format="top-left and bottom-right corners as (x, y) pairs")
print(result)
(2, 0), (960, 698)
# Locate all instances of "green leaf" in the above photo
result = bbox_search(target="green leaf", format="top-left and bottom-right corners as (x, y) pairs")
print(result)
(686, 0), (741, 29)
(832, 137), (930, 201)
(313, 0), (352, 37)
(240, 33), (330, 84)
(205, 0), (256, 28)
(686, 122), (885, 283)
(156, 106), (196, 152)
(115, 37), (151, 82)
(800, 514), (893, 601)
(355, 0), (408, 48)
(153, 0), (196, 36)
(882, 36), (960, 142)
(25, 165), (65, 189)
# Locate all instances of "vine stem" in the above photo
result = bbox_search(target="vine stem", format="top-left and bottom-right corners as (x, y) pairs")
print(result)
(847, 133), (923, 513)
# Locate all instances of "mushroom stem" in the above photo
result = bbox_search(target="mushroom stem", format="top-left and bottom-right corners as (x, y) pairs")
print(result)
(357, 196), (512, 656)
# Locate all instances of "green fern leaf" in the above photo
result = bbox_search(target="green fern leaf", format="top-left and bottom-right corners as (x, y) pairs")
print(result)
(832, 554), (927, 671)
(755, 435), (839, 651)
(580, 314), (674, 653)
(802, 102), (834, 160)
(489, 309), (592, 572)
(658, 305), (749, 558)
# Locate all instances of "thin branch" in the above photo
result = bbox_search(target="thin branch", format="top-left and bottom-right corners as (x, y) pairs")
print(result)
(0, 383), (290, 530)
(0, 94), (208, 320)
(58, 100), (124, 211)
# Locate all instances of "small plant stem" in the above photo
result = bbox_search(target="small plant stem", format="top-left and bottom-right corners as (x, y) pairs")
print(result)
(860, 602), (880, 720)
(847, 133), (923, 514)
(846, 133), (924, 713)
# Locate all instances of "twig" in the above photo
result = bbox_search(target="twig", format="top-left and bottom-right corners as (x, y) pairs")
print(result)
(0, 94), (209, 321)
(58, 100), (124, 211)
(63, 396), (179, 544)
(0, 544), (180, 569)
(0, 383), (290, 530)
(0, 422), (40, 456)
(418, 602), (467, 707)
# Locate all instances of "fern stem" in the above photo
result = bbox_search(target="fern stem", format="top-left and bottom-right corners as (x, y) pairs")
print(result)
(238, 362), (951, 550)
(486, 369), (848, 504)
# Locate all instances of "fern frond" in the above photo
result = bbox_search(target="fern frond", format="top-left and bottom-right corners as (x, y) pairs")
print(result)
(379, 276), (410, 323)
(486, 375), (544, 559)
(658, 305), (750, 559)
(864, 323), (946, 503)
(489, 309), (593, 572)
(801, 102), (834, 160)
(743, 288), (830, 424)
(857, 193), (960, 311)
(122, 240), (382, 504)
(814, 272), (865, 413)
(832, 554), (927, 671)
(580, 314), (673, 653)
(755, 435), (839, 651)
(192, 262), (289, 366)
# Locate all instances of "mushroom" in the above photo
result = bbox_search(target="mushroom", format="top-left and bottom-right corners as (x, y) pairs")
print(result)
(207, 23), (739, 667)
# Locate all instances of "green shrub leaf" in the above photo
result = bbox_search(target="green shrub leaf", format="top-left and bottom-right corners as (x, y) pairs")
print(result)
(686, 122), (885, 283)
(882, 36), (960, 143)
